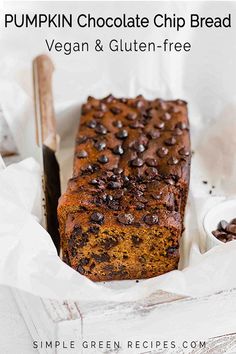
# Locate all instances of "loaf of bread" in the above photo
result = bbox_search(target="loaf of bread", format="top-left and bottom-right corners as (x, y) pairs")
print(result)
(58, 95), (191, 281)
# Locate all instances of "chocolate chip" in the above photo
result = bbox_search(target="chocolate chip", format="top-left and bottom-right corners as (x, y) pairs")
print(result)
(145, 158), (158, 167)
(117, 213), (134, 225)
(113, 167), (123, 174)
(157, 147), (169, 158)
(175, 122), (188, 130)
(116, 129), (128, 139)
(113, 120), (123, 128)
(94, 140), (106, 151)
(81, 103), (92, 114)
(173, 128), (183, 136)
(113, 145), (124, 155)
(131, 235), (142, 245)
(143, 214), (159, 225)
(165, 137), (176, 146)
(76, 135), (88, 144)
(165, 178), (175, 185)
(152, 193), (162, 200)
(107, 181), (121, 189)
(99, 103), (108, 112)
(77, 265), (85, 274)
(166, 246), (179, 257)
(218, 220), (228, 231)
(119, 97), (128, 103)
(87, 119), (97, 128)
(158, 100), (168, 110)
(133, 142), (145, 153)
(108, 200), (120, 210)
(95, 124), (107, 135)
(93, 111), (104, 119)
(147, 130), (160, 139)
(90, 178), (100, 185)
(135, 100), (145, 109)
(97, 155), (109, 164)
(169, 106), (180, 113)
(80, 257), (89, 266)
(92, 253), (110, 263)
(145, 167), (158, 178)
(88, 226), (100, 234)
(154, 122), (165, 129)
(176, 99), (186, 105)
(162, 112), (171, 121)
(129, 121), (144, 129)
(168, 157), (179, 165)
(226, 224), (236, 235)
(71, 225), (82, 238)
(101, 237), (118, 250)
(111, 106), (122, 115)
(179, 147), (190, 156)
(136, 195), (148, 203)
(130, 158), (144, 167)
(126, 112), (137, 120)
(77, 150), (88, 158)
(103, 94), (114, 103)
(90, 212), (104, 224)
(136, 203), (145, 210)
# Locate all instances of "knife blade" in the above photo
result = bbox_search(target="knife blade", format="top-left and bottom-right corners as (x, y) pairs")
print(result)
(33, 55), (61, 254)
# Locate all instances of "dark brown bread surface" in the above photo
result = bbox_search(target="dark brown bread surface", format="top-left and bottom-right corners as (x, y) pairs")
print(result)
(58, 95), (191, 281)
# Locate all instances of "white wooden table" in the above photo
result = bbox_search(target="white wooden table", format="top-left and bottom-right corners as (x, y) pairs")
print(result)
(0, 286), (36, 354)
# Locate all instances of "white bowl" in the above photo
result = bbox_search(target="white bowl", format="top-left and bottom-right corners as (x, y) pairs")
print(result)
(203, 199), (236, 250)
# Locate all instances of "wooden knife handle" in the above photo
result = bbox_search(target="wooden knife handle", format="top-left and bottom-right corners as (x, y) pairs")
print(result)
(33, 55), (57, 151)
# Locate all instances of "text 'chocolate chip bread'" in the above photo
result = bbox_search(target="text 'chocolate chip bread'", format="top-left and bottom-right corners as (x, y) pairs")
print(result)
(58, 95), (191, 281)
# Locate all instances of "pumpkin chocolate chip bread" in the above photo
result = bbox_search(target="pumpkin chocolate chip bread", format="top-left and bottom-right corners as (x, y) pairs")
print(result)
(57, 95), (191, 281)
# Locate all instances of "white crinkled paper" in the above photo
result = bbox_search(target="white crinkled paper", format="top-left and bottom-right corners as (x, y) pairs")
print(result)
(1, 1), (236, 302)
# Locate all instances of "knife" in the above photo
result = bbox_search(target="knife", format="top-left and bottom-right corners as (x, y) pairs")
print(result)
(33, 55), (61, 254)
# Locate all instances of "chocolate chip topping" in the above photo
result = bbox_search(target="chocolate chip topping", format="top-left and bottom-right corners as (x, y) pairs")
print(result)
(175, 122), (188, 130)
(154, 122), (165, 129)
(116, 129), (128, 139)
(168, 157), (179, 165)
(94, 140), (106, 151)
(133, 142), (145, 153)
(131, 158), (144, 167)
(147, 130), (160, 139)
(131, 235), (142, 245)
(126, 112), (137, 120)
(129, 121), (144, 129)
(93, 111), (104, 119)
(117, 213), (134, 225)
(90, 212), (104, 224)
(107, 181), (122, 189)
(77, 150), (88, 158)
(179, 147), (190, 156)
(76, 135), (88, 144)
(113, 120), (123, 128)
(113, 145), (124, 155)
(143, 214), (159, 225)
(95, 124), (107, 135)
(162, 112), (171, 121)
(111, 106), (122, 115)
(87, 119), (97, 128)
(157, 147), (169, 158)
(145, 158), (158, 167)
(97, 155), (109, 164)
(165, 137), (176, 146)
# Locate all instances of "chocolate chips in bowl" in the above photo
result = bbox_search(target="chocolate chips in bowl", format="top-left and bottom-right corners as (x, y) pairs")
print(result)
(203, 199), (236, 250)
(212, 218), (236, 243)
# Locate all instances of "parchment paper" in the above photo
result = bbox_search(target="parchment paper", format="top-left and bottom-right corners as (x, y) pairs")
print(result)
(1, 1), (236, 301)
